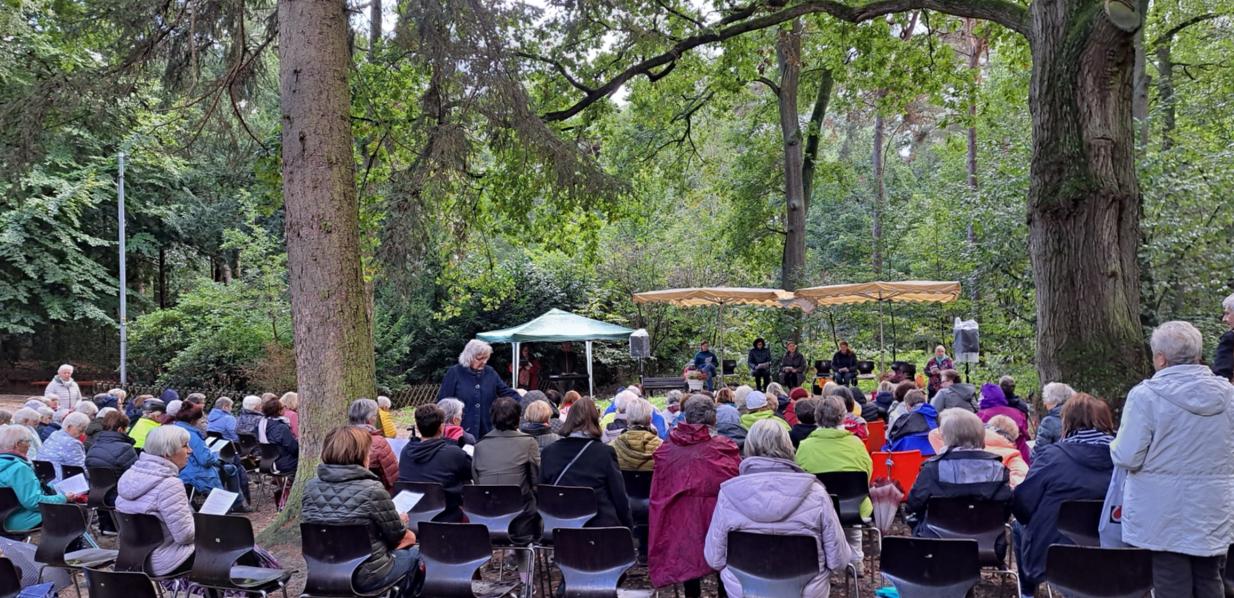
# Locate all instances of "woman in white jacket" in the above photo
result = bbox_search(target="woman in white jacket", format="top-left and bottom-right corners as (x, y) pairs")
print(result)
(116, 425), (196, 576)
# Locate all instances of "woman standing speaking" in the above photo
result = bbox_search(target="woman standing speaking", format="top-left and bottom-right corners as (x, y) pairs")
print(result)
(438, 340), (520, 439)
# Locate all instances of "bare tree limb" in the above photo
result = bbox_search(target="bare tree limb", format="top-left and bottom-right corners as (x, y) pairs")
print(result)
(755, 76), (781, 96)
(516, 51), (595, 93)
(655, 0), (708, 28)
(1152, 13), (1221, 46)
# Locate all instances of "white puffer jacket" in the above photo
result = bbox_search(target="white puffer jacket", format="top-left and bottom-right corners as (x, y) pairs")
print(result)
(116, 452), (195, 575)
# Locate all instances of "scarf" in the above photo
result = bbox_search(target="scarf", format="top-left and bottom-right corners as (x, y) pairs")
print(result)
(1062, 428), (1114, 446)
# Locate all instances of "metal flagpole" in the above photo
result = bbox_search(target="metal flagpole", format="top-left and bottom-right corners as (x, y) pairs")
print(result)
(118, 151), (128, 385)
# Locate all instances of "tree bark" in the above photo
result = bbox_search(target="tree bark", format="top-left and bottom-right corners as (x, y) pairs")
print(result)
(964, 20), (982, 311)
(871, 111), (885, 277)
(157, 247), (167, 309)
(1027, 0), (1148, 402)
(1155, 43), (1175, 150)
(802, 68), (834, 204)
(776, 20), (807, 292)
(271, 0), (377, 534)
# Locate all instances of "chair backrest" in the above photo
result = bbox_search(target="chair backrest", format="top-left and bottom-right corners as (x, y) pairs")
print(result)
(84, 568), (160, 598)
(1056, 499), (1104, 547)
(190, 513), (257, 588)
(0, 488), (26, 533)
(460, 485), (526, 544)
(856, 361), (875, 374)
(206, 431), (222, 440)
(1046, 545), (1152, 598)
(113, 511), (167, 573)
(300, 523), (377, 596)
(815, 471), (870, 527)
(0, 557), (20, 597)
(881, 536), (980, 597)
(924, 497), (1011, 566)
(864, 421), (887, 453)
(35, 503), (91, 567)
(871, 450), (925, 501)
(258, 444), (279, 474)
(393, 481), (447, 534)
(554, 527), (637, 597)
(537, 485), (599, 544)
(62, 464), (86, 481)
(87, 467), (121, 508)
(815, 360), (833, 374)
(622, 470), (652, 527)
(32, 460), (56, 485)
(721, 360), (736, 375)
(725, 531), (818, 597)
(418, 522), (494, 598)
(237, 433), (259, 457)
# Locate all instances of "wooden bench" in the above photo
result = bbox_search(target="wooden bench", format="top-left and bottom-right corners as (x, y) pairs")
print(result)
(640, 376), (687, 396)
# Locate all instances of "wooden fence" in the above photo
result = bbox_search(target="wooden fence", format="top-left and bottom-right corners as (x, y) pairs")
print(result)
(90, 381), (441, 411)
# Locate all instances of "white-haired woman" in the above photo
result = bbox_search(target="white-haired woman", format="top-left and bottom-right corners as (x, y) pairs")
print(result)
(437, 397), (476, 446)
(1214, 293), (1234, 381)
(906, 408), (1010, 540)
(236, 395), (264, 437)
(437, 339), (519, 438)
(41, 411), (90, 480)
(1032, 382), (1075, 459)
(116, 425), (197, 575)
(348, 399), (399, 492)
(35, 406), (57, 441)
(610, 398), (662, 470)
(704, 419), (851, 597)
(0, 425), (75, 590)
(375, 396), (397, 438)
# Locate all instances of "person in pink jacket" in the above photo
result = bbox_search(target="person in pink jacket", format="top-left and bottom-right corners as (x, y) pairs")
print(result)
(704, 419), (852, 597)
(976, 383), (1031, 465)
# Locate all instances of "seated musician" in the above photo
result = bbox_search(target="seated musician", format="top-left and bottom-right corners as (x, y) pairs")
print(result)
(831, 341), (858, 387)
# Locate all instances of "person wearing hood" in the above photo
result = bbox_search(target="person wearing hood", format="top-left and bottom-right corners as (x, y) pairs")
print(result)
(86, 410), (139, 472)
(748, 338), (773, 392)
(437, 398), (476, 446)
(398, 403), (472, 522)
(649, 396), (740, 596)
(610, 398), (662, 471)
(1012, 393), (1115, 597)
(977, 383), (1031, 464)
(437, 339), (520, 439)
(789, 399), (819, 448)
(349, 399), (399, 493)
(129, 399), (165, 449)
(1213, 293), (1234, 382)
(705, 419), (852, 597)
(714, 393), (747, 451)
(206, 396), (238, 441)
(41, 411), (89, 481)
(115, 425), (197, 575)
(739, 391), (790, 432)
(303, 426), (421, 596)
(885, 389), (939, 456)
(519, 400), (561, 450)
(0, 424), (74, 532)
(235, 395), (264, 438)
(1032, 382), (1074, 460)
(796, 397), (873, 570)
(538, 398), (631, 528)
(930, 370), (977, 413)
(1112, 321), (1234, 597)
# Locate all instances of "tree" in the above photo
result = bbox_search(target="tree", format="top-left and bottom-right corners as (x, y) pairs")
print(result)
(272, 0), (376, 529)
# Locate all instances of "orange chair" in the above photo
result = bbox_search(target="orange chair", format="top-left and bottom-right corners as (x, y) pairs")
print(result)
(871, 450), (926, 503)
(864, 421), (887, 453)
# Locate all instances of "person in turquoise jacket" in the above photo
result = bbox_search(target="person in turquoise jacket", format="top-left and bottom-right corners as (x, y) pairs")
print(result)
(0, 425), (73, 532)
(795, 396), (874, 571)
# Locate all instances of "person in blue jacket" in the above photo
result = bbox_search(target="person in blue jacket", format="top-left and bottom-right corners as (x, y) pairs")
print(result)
(692, 341), (719, 391)
(884, 389), (938, 456)
(0, 425), (75, 532)
(173, 403), (250, 512)
(437, 339), (519, 439)
(207, 397), (239, 442)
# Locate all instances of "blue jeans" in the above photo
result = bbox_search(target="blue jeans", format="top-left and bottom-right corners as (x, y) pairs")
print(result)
(699, 364), (717, 390)
(358, 548), (421, 597)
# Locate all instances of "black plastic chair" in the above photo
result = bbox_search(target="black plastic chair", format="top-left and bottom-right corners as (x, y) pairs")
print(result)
(87, 467), (120, 536)
(536, 485), (598, 544)
(721, 360), (736, 376)
(35, 503), (118, 598)
(62, 464), (87, 481)
(924, 497), (1013, 570)
(621, 470), (652, 564)
(1045, 545), (1152, 598)
(881, 536), (980, 597)
(1224, 544), (1234, 595)
(856, 361), (875, 375)
(393, 481), (448, 533)
(84, 568), (159, 598)
(33, 460), (56, 485)
(0, 487), (40, 540)
(299, 523), (400, 597)
(815, 360), (833, 376)
(0, 557), (22, 598)
(818, 471), (879, 586)
(419, 521), (514, 598)
(461, 484), (538, 593)
(725, 531), (817, 597)
(189, 513), (293, 598)
(553, 527), (639, 598)
(1056, 500), (1104, 547)
(113, 511), (190, 597)
(258, 444), (292, 511)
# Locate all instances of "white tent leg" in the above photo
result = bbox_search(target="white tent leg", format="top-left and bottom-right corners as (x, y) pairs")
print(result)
(585, 341), (594, 398)
(512, 342), (520, 388)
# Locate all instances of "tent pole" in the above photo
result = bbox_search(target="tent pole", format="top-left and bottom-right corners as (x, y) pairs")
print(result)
(585, 341), (594, 398)
(890, 302), (898, 362)
(878, 292), (886, 374)
(718, 302), (726, 386)
(511, 342), (520, 388)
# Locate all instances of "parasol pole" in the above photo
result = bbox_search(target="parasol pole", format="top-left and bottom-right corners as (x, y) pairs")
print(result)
(511, 342), (520, 387)
(890, 302), (898, 362)
(585, 340), (594, 398)
(878, 291), (886, 373)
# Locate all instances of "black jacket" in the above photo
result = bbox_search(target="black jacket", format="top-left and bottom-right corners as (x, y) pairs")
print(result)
(747, 347), (772, 371)
(538, 436), (632, 528)
(236, 409), (263, 437)
(85, 431), (139, 472)
(263, 418), (299, 474)
(398, 437), (473, 522)
(789, 423), (817, 448)
(1214, 330), (1234, 381)
(779, 351), (806, 373)
(832, 350), (857, 371)
(907, 448), (1012, 535)
(302, 464), (407, 592)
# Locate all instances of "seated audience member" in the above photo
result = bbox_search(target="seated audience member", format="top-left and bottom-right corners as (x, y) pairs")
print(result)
(279, 392), (300, 439)
(739, 391), (790, 432)
(603, 389), (669, 439)
(600, 390), (637, 443)
(128, 399), (165, 449)
(1012, 393), (1115, 597)
(999, 375), (1032, 417)
(84, 406), (116, 451)
(206, 397), (239, 442)
(886, 389), (939, 455)
(538, 398), (632, 528)
(611, 398), (662, 471)
(1032, 382), (1074, 459)
(399, 403), (473, 522)
(886, 381), (918, 430)
(0, 425), (74, 531)
(930, 369), (977, 413)
(376, 396), (398, 438)
(649, 396), (741, 596)
(437, 398), (476, 446)
(872, 380), (895, 420)
(558, 390), (581, 424)
(977, 383), (1031, 464)
(0, 410), (11, 426)
(125, 394), (149, 423)
(789, 399), (819, 448)
(906, 409), (1011, 544)
(36, 407), (58, 441)
(796, 397), (873, 568)
(76, 400), (99, 421)
(472, 397), (540, 580)
(839, 388), (870, 441)
(175, 404), (247, 509)
(302, 426), (421, 596)
(783, 387), (809, 426)
(259, 397), (300, 482)
(520, 399), (562, 450)
(713, 393), (748, 451)
(163, 399), (183, 423)
(849, 386), (879, 423)
(116, 425), (198, 576)
(349, 398), (399, 493)
(705, 420), (852, 597)
(765, 383), (790, 416)
(235, 395), (264, 438)
(662, 393), (684, 430)
(41, 411), (90, 480)
(983, 416), (1029, 488)
(85, 410), (139, 472)
(11, 408), (43, 460)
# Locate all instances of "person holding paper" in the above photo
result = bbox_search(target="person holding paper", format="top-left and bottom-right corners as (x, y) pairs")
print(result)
(747, 338), (773, 392)
(303, 426), (421, 596)
(40, 411), (89, 481)
(0, 425), (77, 532)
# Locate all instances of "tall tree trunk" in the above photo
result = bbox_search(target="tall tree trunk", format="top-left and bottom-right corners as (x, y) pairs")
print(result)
(1131, 0), (1150, 149)
(369, 0), (381, 60)
(1027, 0), (1148, 402)
(157, 247), (167, 309)
(802, 69), (834, 203)
(1155, 44), (1175, 150)
(777, 20), (806, 293)
(871, 112), (885, 277)
(271, 0), (377, 533)
(964, 19), (983, 311)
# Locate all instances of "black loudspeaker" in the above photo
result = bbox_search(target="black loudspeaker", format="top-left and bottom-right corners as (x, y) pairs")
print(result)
(722, 360), (736, 376)
(630, 330), (651, 359)
(954, 328), (980, 360)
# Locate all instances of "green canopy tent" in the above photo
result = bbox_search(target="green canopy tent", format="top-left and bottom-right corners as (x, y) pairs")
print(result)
(477, 308), (635, 398)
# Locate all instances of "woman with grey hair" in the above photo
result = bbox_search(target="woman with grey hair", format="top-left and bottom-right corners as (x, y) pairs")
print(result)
(906, 408), (1011, 540)
(375, 396), (397, 438)
(437, 397), (475, 445)
(116, 425), (196, 575)
(610, 398), (662, 471)
(35, 406), (57, 441)
(236, 395), (264, 437)
(437, 339), (519, 438)
(12, 408), (43, 460)
(1032, 382), (1075, 458)
(75, 400), (98, 419)
(0, 424), (75, 590)
(41, 411), (90, 480)
(348, 398), (399, 492)
(705, 419), (851, 597)
(1213, 292), (1234, 381)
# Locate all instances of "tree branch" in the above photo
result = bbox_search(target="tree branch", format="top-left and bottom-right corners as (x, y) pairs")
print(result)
(1152, 13), (1221, 46)
(654, 0), (708, 29)
(515, 51), (595, 93)
(755, 76), (781, 96)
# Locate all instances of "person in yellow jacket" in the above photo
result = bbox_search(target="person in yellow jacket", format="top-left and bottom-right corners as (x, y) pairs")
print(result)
(738, 391), (790, 432)
(795, 397), (873, 570)
(376, 396), (397, 438)
(128, 400), (166, 449)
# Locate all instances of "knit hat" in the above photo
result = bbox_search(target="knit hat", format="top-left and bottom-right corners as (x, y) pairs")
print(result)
(745, 390), (768, 410)
(789, 387), (809, 401)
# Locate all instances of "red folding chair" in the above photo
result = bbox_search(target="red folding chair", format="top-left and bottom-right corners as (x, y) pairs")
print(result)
(871, 450), (925, 503)
(864, 421), (887, 453)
